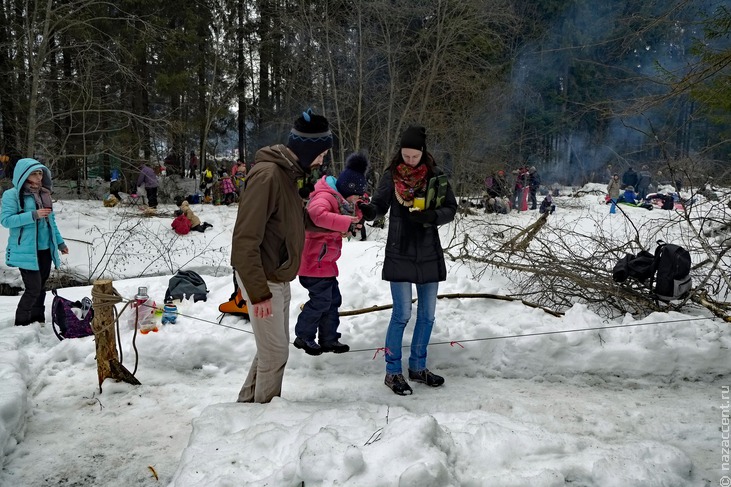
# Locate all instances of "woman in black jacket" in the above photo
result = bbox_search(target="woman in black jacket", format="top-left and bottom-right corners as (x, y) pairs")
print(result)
(359, 126), (457, 395)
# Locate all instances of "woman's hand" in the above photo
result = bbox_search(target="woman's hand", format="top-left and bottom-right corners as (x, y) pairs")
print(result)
(357, 202), (377, 221)
(36, 208), (52, 218)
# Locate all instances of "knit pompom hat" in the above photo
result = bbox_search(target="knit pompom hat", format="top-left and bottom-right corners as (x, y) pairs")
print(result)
(336, 153), (369, 198)
(287, 109), (333, 171)
(400, 125), (427, 152)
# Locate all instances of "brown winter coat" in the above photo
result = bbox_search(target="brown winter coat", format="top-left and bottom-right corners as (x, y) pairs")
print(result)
(607, 178), (621, 201)
(230, 144), (307, 304)
(179, 200), (201, 227)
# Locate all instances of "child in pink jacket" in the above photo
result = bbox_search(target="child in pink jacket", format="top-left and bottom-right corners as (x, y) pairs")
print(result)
(293, 153), (369, 356)
(219, 172), (237, 205)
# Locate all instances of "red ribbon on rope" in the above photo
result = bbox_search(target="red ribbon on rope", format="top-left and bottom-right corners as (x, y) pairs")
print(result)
(373, 347), (390, 360)
(450, 341), (465, 349)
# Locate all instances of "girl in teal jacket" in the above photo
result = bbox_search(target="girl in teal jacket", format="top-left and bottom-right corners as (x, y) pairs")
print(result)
(1, 158), (68, 326)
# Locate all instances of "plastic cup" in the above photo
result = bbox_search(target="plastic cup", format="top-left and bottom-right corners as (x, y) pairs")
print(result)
(413, 196), (425, 210)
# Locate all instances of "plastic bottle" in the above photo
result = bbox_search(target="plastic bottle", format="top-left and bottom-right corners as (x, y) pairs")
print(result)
(161, 301), (178, 325)
(134, 286), (158, 334)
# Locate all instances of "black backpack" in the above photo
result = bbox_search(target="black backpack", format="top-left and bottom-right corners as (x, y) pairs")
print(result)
(653, 242), (692, 302)
(612, 250), (655, 283)
(613, 241), (691, 302)
(165, 270), (209, 302)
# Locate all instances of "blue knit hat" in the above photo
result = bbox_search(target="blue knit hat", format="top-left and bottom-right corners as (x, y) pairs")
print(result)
(287, 109), (333, 171)
(336, 153), (369, 198)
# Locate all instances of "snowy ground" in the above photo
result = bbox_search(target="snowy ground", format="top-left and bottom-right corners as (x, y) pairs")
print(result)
(0, 187), (729, 486)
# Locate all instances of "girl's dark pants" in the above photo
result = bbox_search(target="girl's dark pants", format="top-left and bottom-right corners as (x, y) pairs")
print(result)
(16, 249), (52, 326)
(295, 276), (342, 345)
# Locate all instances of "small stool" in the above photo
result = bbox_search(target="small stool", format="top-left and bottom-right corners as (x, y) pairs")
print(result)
(127, 193), (146, 207)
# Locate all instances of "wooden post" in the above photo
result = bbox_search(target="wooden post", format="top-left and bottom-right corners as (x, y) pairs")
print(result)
(92, 279), (140, 392)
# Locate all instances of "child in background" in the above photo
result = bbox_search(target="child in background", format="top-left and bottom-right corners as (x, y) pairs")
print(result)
(231, 159), (247, 191)
(620, 185), (637, 205)
(219, 172), (237, 205)
(174, 196), (213, 233)
(200, 166), (215, 202)
(539, 194), (555, 214)
(293, 153), (369, 356)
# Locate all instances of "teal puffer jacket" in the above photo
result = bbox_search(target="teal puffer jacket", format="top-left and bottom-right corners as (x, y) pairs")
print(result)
(0, 158), (65, 270)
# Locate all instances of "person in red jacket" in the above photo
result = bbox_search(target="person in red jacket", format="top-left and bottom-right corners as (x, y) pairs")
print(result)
(171, 212), (191, 235)
(293, 153), (368, 355)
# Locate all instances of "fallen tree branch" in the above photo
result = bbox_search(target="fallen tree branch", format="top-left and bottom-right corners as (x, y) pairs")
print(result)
(339, 293), (564, 317)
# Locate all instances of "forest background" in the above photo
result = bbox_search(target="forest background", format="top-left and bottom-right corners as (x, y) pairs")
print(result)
(1, 0), (731, 194)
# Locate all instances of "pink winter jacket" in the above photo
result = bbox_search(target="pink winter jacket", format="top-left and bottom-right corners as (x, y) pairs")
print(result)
(298, 176), (362, 278)
(220, 176), (236, 195)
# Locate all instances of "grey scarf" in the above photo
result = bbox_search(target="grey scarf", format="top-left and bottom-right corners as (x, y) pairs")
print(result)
(23, 183), (53, 210)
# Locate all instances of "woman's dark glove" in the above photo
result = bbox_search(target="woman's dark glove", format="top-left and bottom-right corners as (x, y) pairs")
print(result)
(358, 202), (377, 221)
(408, 209), (437, 224)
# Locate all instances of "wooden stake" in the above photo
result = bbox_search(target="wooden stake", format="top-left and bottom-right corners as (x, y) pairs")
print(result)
(91, 279), (140, 392)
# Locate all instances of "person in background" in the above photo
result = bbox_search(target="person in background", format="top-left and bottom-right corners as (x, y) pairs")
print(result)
(487, 169), (509, 199)
(136, 161), (159, 208)
(231, 159), (248, 192)
(174, 196), (213, 232)
(231, 109), (332, 404)
(1, 158), (69, 326)
(621, 167), (638, 190)
(200, 165), (215, 202)
(539, 194), (555, 214)
(528, 166), (541, 210)
(109, 169), (122, 200)
(293, 152), (369, 356)
(512, 166), (529, 211)
(358, 125), (457, 396)
(231, 159), (247, 179)
(171, 209), (192, 235)
(189, 151), (199, 179)
(636, 165), (652, 201)
(620, 185), (637, 204)
(219, 172), (237, 205)
(607, 173), (621, 204)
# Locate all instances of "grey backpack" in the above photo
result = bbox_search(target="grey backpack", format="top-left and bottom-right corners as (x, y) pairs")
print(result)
(165, 270), (209, 302)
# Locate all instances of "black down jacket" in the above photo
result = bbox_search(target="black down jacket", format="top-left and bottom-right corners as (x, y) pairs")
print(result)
(370, 166), (457, 283)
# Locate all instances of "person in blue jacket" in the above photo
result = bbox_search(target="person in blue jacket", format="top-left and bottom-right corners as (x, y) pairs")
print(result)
(1, 158), (69, 326)
(619, 185), (637, 205)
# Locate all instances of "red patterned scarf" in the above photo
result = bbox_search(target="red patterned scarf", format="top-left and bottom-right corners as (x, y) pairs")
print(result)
(393, 163), (428, 205)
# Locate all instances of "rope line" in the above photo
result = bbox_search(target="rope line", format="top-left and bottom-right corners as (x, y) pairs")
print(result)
(122, 297), (254, 334)
(95, 291), (718, 356)
(346, 315), (717, 354)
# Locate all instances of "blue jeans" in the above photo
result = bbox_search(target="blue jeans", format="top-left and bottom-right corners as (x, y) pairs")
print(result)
(295, 276), (342, 344)
(385, 281), (439, 375)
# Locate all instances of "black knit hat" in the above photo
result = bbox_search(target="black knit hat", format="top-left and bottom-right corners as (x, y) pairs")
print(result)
(287, 109), (333, 171)
(400, 125), (427, 152)
(336, 153), (369, 198)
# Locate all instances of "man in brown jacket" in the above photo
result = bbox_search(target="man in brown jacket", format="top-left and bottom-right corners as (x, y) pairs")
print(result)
(231, 110), (332, 403)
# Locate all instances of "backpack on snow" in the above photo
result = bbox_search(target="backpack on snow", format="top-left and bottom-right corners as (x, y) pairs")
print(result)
(612, 250), (655, 283)
(653, 241), (692, 302)
(51, 289), (94, 340)
(612, 241), (691, 302)
(164, 270), (209, 302)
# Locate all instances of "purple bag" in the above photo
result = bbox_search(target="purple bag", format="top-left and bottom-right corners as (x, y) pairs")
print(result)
(51, 289), (94, 340)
